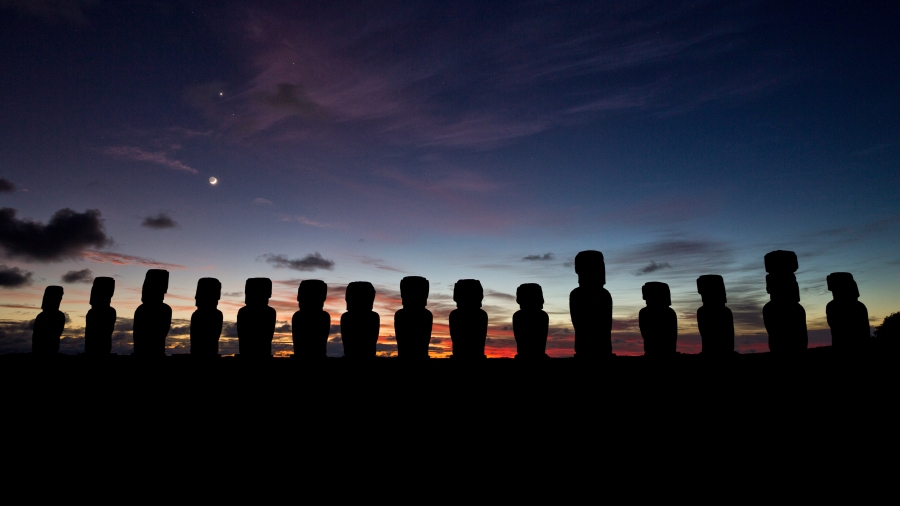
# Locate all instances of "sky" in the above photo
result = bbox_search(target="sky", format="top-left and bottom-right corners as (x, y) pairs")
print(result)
(1, 0), (898, 356)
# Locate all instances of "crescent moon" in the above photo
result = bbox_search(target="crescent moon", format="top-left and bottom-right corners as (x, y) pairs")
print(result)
(209, 177), (218, 185)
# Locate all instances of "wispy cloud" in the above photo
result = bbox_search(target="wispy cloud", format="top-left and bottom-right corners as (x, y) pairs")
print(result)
(355, 256), (405, 273)
(83, 250), (185, 269)
(278, 214), (332, 228)
(103, 146), (198, 174)
(254, 198), (273, 206)
(636, 261), (671, 276)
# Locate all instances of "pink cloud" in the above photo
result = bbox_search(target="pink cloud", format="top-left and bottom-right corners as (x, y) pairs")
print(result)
(83, 250), (186, 270)
(103, 146), (199, 174)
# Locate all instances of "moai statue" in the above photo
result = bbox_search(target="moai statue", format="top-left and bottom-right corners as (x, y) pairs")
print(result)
(449, 279), (488, 359)
(639, 282), (677, 356)
(696, 275), (734, 355)
(762, 250), (808, 354)
(190, 278), (223, 356)
(237, 277), (276, 357)
(513, 283), (549, 359)
(826, 272), (870, 351)
(292, 279), (331, 358)
(340, 281), (379, 357)
(394, 276), (433, 358)
(133, 269), (172, 357)
(569, 250), (613, 357)
(84, 277), (116, 355)
(32, 286), (65, 355)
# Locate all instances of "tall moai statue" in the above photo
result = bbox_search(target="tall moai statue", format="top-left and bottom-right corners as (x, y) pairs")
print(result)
(133, 269), (172, 357)
(763, 250), (808, 354)
(84, 277), (116, 355)
(237, 277), (276, 357)
(32, 286), (65, 355)
(340, 281), (379, 357)
(190, 278), (223, 356)
(639, 282), (677, 356)
(292, 279), (331, 358)
(394, 276), (433, 358)
(826, 272), (870, 351)
(696, 275), (735, 355)
(449, 279), (488, 359)
(569, 250), (613, 357)
(513, 283), (549, 359)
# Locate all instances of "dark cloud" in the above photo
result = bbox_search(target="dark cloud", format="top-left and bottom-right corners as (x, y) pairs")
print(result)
(0, 207), (110, 261)
(263, 252), (335, 271)
(0, 179), (13, 193)
(61, 268), (93, 284)
(275, 323), (291, 333)
(636, 261), (671, 275)
(141, 213), (177, 229)
(523, 252), (554, 261)
(0, 319), (34, 353)
(0, 0), (98, 24)
(0, 265), (32, 288)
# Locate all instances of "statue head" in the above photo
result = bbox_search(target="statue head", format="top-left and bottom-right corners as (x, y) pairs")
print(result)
(141, 269), (168, 303)
(696, 274), (726, 305)
(827, 272), (859, 301)
(453, 279), (483, 309)
(89, 277), (115, 307)
(195, 277), (221, 308)
(41, 285), (63, 311)
(400, 276), (429, 308)
(574, 250), (605, 286)
(244, 277), (272, 306)
(516, 283), (544, 310)
(345, 281), (376, 312)
(298, 279), (328, 311)
(642, 281), (671, 307)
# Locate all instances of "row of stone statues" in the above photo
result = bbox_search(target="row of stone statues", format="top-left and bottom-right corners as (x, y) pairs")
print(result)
(29, 249), (871, 357)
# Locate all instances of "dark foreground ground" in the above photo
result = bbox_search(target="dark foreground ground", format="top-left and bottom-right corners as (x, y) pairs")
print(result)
(1, 346), (896, 494)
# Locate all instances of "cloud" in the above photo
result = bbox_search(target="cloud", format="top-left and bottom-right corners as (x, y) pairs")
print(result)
(0, 265), (32, 288)
(254, 198), (273, 206)
(62, 268), (93, 284)
(356, 256), (405, 273)
(141, 213), (177, 229)
(83, 250), (185, 269)
(0, 179), (13, 193)
(278, 215), (332, 228)
(103, 146), (199, 174)
(262, 252), (335, 271)
(523, 252), (554, 261)
(0, 0), (97, 24)
(636, 261), (672, 275)
(0, 207), (111, 262)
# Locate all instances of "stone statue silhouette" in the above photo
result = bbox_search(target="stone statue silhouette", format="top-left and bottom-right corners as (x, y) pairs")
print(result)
(84, 277), (115, 355)
(292, 279), (331, 358)
(237, 278), (276, 357)
(32, 286), (65, 355)
(514, 283), (549, 359)
(190, 277), (223, 356)
(394, 276), (433, 358)
(132, 269), (171, 357)
(340, 281), (379, 357)
(569, 250), (613, 357)
(449, 279), (488, 359)
(762, 250), (808, 354)
(826, 272), (870, 351)
(696, 275), (734, 355)
(639, 282), (677, 356)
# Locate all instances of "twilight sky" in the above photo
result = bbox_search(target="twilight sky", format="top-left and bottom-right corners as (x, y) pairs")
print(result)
(1, 0), (898, 356)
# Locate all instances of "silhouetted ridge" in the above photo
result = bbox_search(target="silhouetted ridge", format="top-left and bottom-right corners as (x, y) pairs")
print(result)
(32, 285), (64, 355)
(514, 283), (548, 359)
(133, 269), (171, 357)
(569, 250), (613, 357)
(237, 277), (275, 357)
(640, 281), (677, 356)
(696, 274), (734, 355)
(450, 279), (487, 359)
(763, 251), (808, 354)
(826, 272), (869, 351)
(394, 276), (432, 358)
(292, 279), (331, 358)
(341, 281), (379, 357)
(84, 277), (115, 355)
(190, 277), (223, 356)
